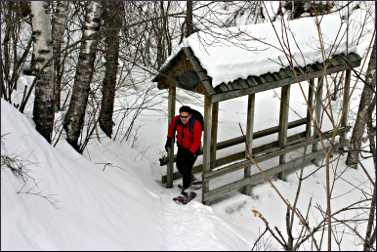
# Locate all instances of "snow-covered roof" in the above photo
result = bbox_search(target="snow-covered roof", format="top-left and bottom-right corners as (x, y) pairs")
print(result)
(154, 9), (368, 92)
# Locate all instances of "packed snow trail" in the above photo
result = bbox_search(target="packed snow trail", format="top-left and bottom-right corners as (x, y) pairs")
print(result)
(85, 133), (251, 250)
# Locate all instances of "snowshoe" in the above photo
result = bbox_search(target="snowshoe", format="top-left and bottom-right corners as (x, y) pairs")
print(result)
(173, 191), (197, 205)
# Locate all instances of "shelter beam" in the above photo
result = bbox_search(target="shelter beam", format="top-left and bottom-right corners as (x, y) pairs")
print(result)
(277, 85), (291, 180)
(202, 96), (213, 204)
(243, 94), (255, 195)
(166, 87), (176, 188)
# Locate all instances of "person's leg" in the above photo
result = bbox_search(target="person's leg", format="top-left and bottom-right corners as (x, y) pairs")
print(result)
(176, 148), (195, 192)
(190, 150), (200, 182)
(182, 149), (197, 190)
(176, 148), (190, 191)
(176, 148), (184, 175)
(181, 163), (192, 191)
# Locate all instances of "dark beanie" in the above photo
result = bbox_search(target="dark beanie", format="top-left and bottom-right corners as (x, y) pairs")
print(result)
(179, 105), (191, 114)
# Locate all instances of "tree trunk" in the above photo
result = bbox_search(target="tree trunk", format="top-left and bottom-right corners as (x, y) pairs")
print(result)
(163, 1), (172, 55)
(2, 1), (30, 101)
(63, 1), (103, 152)
(99, 1), (122, 138)
(52, 1), (69, 112)
(30, 1), (55, 143)
(363, 181), (376, 251)
(284, 0), (334, 19)
(185, 0), (193, 37)
(156, 28), (164, 69)
(346, 41), (376, 167)
(2, 1), (12, 101)
(155, 1), (166, 69)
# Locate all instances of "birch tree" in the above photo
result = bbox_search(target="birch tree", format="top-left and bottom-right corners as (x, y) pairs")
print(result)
(63, 1), (103, 151)
(30, 1), (55, 143)
(52, 1), (69, 111)
(98, 1), (122, 137)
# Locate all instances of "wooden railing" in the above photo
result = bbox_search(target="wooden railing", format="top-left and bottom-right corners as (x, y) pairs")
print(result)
(202, 127), (348, 203)
(160, 117), (307, 184)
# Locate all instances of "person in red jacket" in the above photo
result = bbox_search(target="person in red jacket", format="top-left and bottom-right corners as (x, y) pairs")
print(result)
(165, 106), (202, 194)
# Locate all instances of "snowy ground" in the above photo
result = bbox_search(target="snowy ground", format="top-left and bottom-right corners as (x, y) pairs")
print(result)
(1, 3), (375, 249)
(1, 78), (375, 250)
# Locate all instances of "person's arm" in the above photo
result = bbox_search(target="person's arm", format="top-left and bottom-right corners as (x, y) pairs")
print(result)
(167, 115), (178, 140)
(190, 120), (202, 154)
(165, 116), (178, 152)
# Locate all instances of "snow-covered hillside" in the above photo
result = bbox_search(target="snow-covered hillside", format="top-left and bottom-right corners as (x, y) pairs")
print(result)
(2, 79), (375, 250)
(1, 100), (250, 250)
(1, 1), (375, 250)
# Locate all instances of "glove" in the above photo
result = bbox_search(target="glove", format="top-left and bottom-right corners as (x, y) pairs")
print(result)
(165, 138), (172, 152)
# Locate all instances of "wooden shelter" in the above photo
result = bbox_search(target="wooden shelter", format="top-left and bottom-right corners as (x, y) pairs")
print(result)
(153, 45), (361, 205)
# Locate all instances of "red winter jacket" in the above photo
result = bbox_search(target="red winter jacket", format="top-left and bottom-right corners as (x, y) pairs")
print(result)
(167, 115), (202, 154)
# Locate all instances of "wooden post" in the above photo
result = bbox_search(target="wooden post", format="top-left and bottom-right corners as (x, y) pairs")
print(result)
(340, 69), (351, 146)
(210, 102), (219, 170)
(202, 96), (213, 205)
(312, 77), (324, 153)
(166, 87), (176, 188)
(277, 85), (290, 180)
(306, 79), (315, 139)
(243, 94), (255, 195)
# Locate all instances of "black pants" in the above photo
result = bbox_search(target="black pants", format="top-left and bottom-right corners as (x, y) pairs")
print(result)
(176, 147), (198, 190)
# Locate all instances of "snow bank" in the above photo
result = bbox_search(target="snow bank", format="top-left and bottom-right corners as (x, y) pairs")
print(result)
(1, 99), (250, 250)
